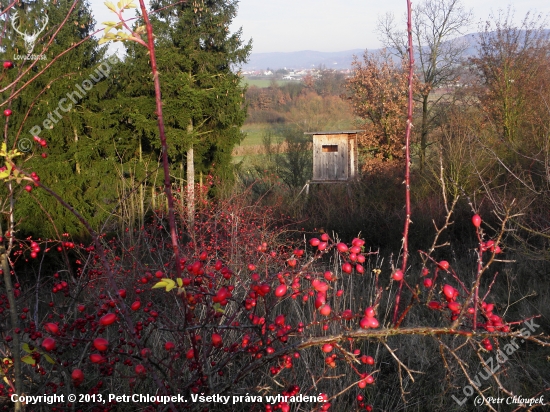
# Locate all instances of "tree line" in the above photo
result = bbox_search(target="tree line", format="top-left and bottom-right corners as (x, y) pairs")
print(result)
(345, 3), (550, 255)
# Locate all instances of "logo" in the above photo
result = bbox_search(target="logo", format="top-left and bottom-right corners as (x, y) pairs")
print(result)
(11, 11), (48, 58)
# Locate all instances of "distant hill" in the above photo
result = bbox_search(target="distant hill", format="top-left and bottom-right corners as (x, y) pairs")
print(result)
(241, 49), (366, 71)
(239, 30), (550, 71)
(240, 35), (481, 71)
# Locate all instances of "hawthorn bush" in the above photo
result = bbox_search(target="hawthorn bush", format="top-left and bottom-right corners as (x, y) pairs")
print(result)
(3, 191), (549, 411)
(0, 1), (548, 412)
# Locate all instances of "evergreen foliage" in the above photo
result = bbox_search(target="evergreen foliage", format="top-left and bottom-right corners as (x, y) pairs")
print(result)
(120, 0), (251, 184)
(1, 0), (250, 238)
(1, 0), (123, 237)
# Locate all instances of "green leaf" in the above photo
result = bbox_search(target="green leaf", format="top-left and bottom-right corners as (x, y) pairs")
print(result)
(162, 278), (176, 292)
(21, 355), (36, 365)
(105, 1), (117, 12)
(22, 343), (34, 353)
(152, 280), (168, 289)
(43, 354), (55, 364)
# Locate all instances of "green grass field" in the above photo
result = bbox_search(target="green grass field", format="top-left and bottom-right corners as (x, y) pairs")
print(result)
(239, 123), (269, 146)
(232, 123), (270, 164)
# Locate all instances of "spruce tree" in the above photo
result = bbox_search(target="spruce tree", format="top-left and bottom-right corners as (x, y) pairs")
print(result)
(1, 0), (126, 237)
(118, 0), (251, 221)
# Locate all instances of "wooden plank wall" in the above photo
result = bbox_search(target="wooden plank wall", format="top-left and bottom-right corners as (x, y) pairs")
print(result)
(313, 134), (349, 181)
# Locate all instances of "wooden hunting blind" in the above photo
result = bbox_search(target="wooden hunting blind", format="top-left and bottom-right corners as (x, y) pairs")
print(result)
(305, 130), (361, 182)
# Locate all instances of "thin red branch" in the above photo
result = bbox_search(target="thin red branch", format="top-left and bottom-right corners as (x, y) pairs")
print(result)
(393, 0), (415, 325)
(138, 0), (181, 279)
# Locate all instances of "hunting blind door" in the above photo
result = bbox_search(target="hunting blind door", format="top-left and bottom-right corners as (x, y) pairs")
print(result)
(305, 131), (361, 182)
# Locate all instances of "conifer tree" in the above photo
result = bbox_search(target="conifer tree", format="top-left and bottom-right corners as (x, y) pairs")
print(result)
(118, 0), (251, 223)
(1, 0), (123, 237)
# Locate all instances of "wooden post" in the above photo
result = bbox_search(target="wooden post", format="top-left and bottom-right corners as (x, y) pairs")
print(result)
(350, 138), (355, 178)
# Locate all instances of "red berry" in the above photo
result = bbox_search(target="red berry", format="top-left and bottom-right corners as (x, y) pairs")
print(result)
(130, 301), (141, 311)
(312, 279), (328, 293)
(164, 341), (175, 351)
(319, 304), (331, 316)
(364, 306), (375, 318)
(359, 317), (371, 329)
(309, 238), (320, 247)
(41, 337), (56, 351)
(135, 364), (146, 375)
(322, 343), (333, 353)
(341, 262), (352, 274)
(3, 61), (13, 69)
(336, 243), (348, 253)
(211, 333), (223, 347)
(314, 292), (326, 308)
(392, 270), (404, 281)
(44, 323), (59, 335)
(71, 369), (84, 386)
(472, 214), (482, 228)
(448, 302), (461, 313)
(25, 186), (32, 193)
(443, 284), (457, 300)
(274, 284), (287, 298)
(275, 314), (285, 325)
(90, 354), (105, 363)
(438, 260), (450, 271)
(368, 317), (379, 328)
(93, 338), (109, 352)
(99, 313), (116, 326)
(341, 309), (353, 320)
(423, 278), (433, 288)
(3, 109), (12, 117)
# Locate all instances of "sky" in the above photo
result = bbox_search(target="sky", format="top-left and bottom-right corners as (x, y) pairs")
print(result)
(88, 0), (550, 54)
